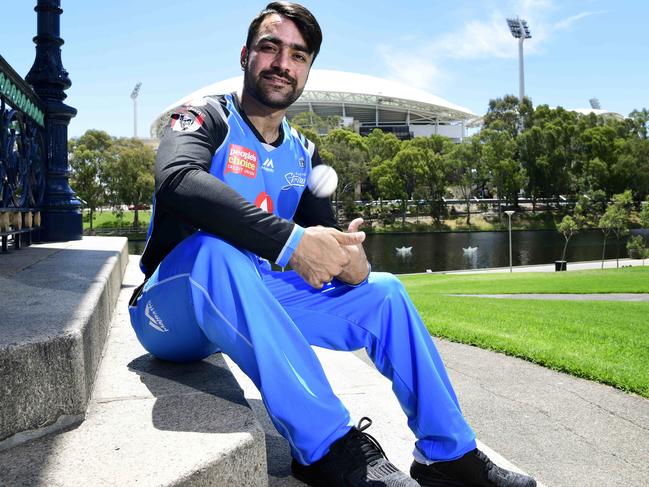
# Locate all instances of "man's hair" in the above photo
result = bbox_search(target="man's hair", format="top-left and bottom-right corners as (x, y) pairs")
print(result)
(246, 2), (323, 61)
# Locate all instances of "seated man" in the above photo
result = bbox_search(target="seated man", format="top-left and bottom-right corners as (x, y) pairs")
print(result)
(128, 2), (537, 486)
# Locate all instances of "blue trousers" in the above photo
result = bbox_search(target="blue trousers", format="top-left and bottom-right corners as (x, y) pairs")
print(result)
(129, 231), (476, 465)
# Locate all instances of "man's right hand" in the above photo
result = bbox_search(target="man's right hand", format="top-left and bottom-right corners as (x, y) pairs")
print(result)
(289, 226), (366, 288)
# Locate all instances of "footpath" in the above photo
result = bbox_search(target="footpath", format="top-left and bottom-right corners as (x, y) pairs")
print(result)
(1, 238), (647, 486)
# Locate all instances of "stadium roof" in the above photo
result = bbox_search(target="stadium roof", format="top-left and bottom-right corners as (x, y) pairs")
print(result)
(153, 70), (476, 137)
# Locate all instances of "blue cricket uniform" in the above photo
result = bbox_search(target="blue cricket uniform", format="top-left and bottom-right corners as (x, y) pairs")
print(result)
(129, 93), (476, 465)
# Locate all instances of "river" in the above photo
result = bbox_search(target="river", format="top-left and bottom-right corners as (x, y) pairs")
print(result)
(127, 229), (646, 274)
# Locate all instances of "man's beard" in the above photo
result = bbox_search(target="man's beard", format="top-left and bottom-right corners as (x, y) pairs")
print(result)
(243, 67), (304, 109)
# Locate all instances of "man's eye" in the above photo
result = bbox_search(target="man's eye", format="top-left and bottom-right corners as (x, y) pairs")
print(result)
(293, 53), (307, 62)
(260, 44), (277, 52)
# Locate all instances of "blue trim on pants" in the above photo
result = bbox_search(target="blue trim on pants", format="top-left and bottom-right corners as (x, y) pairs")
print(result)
(129, 231), (476, 464)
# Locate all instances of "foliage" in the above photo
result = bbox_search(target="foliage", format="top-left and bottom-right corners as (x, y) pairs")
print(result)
(68, 130), (116, 230)
(557, 214), (581, 261)
(599, 191), (632, 267)
(626, 235), (648, 263)
(104, 138), (155, 227)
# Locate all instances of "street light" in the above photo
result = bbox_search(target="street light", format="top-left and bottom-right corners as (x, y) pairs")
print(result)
(505, 210), (515, 272)
(506, 17), (531, 104)
(130, 82), (142, 138)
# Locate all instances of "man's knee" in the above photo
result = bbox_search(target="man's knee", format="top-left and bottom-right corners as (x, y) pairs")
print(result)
(367, 272), (407, 299)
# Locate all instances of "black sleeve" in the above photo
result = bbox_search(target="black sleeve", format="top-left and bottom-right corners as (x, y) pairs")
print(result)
(154, 101), (296, 261)
(293, 147), (341, 230)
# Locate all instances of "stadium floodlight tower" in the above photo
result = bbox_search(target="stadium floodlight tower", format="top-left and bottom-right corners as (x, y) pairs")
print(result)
(506, 17), (531, 104)
(131, 82), (142, 138)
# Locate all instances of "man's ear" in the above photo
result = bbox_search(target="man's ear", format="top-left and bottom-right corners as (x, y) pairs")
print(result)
(240, 46), (248, 70)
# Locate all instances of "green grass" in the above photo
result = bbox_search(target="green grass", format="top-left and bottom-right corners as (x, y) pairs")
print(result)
(400, 267), (649, 294)
(399, 268), (649, 397)
(83, 210), (151, 230)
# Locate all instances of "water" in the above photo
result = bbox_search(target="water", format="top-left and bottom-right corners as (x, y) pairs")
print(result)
(128, 229), (645, 274)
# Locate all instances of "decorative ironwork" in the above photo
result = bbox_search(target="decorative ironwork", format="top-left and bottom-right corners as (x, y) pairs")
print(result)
(0, 58), (47, 211)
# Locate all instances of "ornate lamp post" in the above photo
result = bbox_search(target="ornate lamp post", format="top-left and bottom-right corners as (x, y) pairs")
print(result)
(505, 210), (515, 272)
(26, 0), (82, 241)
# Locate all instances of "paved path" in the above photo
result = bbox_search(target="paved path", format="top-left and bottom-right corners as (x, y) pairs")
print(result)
(437, 258), (646, 275)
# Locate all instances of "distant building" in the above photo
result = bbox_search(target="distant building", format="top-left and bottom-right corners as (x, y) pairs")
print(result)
(150, 69), (476, 142)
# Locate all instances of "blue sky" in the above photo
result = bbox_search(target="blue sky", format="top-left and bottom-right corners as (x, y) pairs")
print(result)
(2, 1), (647, 138)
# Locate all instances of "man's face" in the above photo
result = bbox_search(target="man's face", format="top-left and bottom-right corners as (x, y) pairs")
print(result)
(242, 14), (313, 109)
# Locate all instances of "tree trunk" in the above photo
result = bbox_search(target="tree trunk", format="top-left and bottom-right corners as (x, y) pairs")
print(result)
(465, 195), (471, 225)
(401, 199), (406, 228)
(89, 207), (94, 230)
(561, 237), (569, 262)
(601, 233), (608, 269)
(133, 208), (139, 228)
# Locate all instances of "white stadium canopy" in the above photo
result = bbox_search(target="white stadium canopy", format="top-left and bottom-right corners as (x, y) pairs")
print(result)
(152, 70), (476, 140)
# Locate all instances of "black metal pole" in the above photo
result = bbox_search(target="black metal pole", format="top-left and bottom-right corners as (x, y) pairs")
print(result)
(26, 0), (82, 241)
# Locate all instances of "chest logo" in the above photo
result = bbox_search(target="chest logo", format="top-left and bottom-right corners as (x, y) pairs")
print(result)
(281, 172), (307, 190)
(255, 192), (274, 213)
(226, 144), (258, 178)
(262, 158), (274, 172)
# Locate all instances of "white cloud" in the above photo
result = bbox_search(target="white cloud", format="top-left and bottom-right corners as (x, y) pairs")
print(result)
(378, 0), (600, 92)
(554, 11), (605, 30)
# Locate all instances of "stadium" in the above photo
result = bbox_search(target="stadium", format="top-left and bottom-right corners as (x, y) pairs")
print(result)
(150, 69), (476, 141)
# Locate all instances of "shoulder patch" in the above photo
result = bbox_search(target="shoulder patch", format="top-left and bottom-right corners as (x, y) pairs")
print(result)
(170, 106), (206, 132)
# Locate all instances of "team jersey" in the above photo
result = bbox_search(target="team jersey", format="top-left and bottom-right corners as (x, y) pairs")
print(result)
(139, 93), (338, 278)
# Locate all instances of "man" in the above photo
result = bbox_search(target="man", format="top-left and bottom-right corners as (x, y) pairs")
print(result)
(129, 2), (537, 486)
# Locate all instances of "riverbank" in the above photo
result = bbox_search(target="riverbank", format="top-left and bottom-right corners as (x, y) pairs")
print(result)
(84, 208), (647, 236)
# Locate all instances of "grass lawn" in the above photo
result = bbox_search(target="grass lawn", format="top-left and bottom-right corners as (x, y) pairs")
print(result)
(400, 267), (649, 398)
(83, 210), (151, 230)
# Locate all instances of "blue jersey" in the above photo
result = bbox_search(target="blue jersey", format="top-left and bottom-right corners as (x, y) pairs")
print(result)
(210, 94), (315, 222)
(139, 93), (337, 278)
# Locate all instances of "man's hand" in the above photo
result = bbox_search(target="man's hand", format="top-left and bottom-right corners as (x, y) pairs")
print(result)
(289, 225), (365, 289)
(337, 218), (370, 285)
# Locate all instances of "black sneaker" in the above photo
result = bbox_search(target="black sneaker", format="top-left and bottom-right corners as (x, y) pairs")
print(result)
(410, 448), (536, 487)
(291, 417), (419, 486)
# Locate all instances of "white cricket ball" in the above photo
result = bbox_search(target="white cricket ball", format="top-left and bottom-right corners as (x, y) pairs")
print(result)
(308, 164), (338, 198)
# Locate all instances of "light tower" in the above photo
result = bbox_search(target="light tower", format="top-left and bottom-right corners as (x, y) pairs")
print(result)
(130, 82), (142, 138)
(506, 17), (531, 104)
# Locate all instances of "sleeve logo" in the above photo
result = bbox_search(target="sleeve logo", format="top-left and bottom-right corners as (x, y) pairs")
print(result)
(225, 144), (258, 178)
(170, 107), (205, 132)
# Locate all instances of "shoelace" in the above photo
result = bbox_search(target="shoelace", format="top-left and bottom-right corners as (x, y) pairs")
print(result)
(474, 449), (494, 472)
(349, 417), (389, 466)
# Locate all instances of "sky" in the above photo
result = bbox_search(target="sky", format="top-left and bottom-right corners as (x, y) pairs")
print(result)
(2, 0), (648, 138)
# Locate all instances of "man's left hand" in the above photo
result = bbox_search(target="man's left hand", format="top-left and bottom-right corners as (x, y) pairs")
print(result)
(337, 218), (370, 285)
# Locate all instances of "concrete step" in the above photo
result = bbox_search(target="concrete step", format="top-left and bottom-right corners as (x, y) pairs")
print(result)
(225, 348), (543, 487)
(0, 237), (128, 449)
(0, 255), (267, 486)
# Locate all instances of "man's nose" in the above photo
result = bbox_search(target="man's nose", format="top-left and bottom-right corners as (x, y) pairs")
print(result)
(270, 48), (291, 71)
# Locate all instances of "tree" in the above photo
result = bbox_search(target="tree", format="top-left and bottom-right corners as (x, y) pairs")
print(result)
(446, 136), (482, 225)
(68, 130), (116, 230)
(557, 215), (580, 262)
(626, 235), (648, 265)
(104, 138), (155, 227)
(628, 108), (649, 139)
(321, 129), (369, 220)
(391, 145), (429, 226)
(598, 191), (632, 268)
(483, 95), (534, 138)
(290, 111), (341, 135)
(481, 128), (526, 215)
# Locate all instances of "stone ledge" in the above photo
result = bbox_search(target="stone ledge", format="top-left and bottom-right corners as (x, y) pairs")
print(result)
(0, 255), (267, 486)
(0, 237), (128, 446)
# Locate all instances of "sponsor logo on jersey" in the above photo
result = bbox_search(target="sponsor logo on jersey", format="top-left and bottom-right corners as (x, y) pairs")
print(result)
(281, 172), (307, 190)
(170, 107), (205, 133)
(145, 301), (169, 332)
(225, 144), (258, 178)
(254, 192), (274, 213)
(262, 158), (274, 172)
(299, 157), (305, 168)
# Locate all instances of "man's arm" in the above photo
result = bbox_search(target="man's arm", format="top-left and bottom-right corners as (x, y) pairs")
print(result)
(154, 101), (298, 263)
(292, 148), (370, 286)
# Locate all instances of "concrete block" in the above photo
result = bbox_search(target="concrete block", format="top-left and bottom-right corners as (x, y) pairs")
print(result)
(0, 237), (128, 446)
(0, 256), (267, 486)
